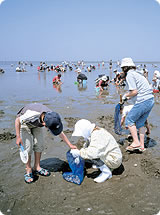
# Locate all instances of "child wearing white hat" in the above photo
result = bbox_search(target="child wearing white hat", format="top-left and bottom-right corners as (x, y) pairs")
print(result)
(154, 70), (160, 79)
(71, 119), (122, 183)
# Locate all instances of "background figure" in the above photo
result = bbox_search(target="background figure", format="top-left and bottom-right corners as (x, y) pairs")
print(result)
(52, 73), (62, 85)
(96, 75), (109, 91)
(77, 71), (87, 84)
(153, 70), (160, 80)
(109, 59), (112, 70)
(143, 68), (149, 80)
(114, 72), (126, 86)
(152, 77), (160, 92)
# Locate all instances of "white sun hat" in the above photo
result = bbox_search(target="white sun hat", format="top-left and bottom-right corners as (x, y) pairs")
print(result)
(72, 119), (95, 139)
(101, 76), (107, 81)
(120, 57), (136, 68)
(154, 70), (160, 75)
(154, 70), (160, 79)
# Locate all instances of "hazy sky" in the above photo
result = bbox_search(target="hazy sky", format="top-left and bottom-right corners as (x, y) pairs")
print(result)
(0, 0), (160, 61)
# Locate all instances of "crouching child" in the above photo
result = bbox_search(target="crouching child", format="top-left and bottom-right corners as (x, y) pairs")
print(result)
(71, 119), (122, 183)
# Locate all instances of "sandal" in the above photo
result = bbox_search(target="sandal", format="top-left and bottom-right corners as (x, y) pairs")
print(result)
(126, 145), (141, 152)
(33, 168), (50, 176)
(24, 173), (34, 184)
(139, 147), (146, 152)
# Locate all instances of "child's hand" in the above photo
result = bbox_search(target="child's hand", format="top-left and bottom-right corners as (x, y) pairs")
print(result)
(16, 137), (23, 146)
(70, 144), (77, 149)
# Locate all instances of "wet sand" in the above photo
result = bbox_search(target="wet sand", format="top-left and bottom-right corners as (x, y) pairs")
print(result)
(0, 62), (160, 215)
(0, 112), (160, 215)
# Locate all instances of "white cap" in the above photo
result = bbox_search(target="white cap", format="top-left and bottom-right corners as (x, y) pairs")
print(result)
(120, 58), (135, 68)
(72, 119), (95, 139)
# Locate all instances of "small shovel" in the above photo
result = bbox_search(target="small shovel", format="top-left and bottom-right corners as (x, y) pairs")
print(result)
(19, 144), (28, 164)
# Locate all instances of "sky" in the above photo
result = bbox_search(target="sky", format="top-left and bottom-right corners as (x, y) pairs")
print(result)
(0, 0), (160, 62)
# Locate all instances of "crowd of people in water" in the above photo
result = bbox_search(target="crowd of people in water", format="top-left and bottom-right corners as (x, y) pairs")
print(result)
(5, 58), (158, 98)
(2, 59), (160, 94)
(11, 59), (160, 93)
(37, 59), (160, 94)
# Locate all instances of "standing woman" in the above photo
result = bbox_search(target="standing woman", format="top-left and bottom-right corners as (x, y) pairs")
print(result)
(120, 58), (154, 152)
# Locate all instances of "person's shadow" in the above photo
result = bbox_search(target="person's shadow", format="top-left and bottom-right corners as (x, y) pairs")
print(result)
(118, 136), (157, 149)
(32, 157), (70, 183)
(40, 157), (70, 173)
(33, 157), (125, 183)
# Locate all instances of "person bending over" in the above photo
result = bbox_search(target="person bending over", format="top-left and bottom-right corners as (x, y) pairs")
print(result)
(15, 103), (77, 184)
(52, 73), (62, 85)
(71, 119), (122, 183)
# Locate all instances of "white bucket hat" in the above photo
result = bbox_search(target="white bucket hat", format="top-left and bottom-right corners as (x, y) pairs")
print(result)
(101, 76), (107, 81)
(120, 58), (135, 68)
(72, 119), (95, 139)
(154, 70), (160, 75)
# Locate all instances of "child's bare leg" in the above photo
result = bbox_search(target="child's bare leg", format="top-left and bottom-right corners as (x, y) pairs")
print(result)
(139, 126), (145, 149)
(25, 155), (33, 182)
(145, 121), (150, 135)
(33, 152), (50, 176)
(33, 152), (42, 171)
(26, 155), (32, 174)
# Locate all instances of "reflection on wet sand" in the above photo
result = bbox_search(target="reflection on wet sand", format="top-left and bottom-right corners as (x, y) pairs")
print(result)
(53, 83), (62, 93)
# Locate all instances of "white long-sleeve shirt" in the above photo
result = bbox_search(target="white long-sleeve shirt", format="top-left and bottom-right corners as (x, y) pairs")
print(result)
(79, 128), (122, 169)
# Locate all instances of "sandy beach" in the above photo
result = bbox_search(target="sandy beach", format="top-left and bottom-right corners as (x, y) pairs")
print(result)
(0, 62), (160, 215)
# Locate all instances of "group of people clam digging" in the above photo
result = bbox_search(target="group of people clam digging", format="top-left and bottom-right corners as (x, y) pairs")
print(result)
(48, 59), (160, 94)
(13, 57), (160, 185)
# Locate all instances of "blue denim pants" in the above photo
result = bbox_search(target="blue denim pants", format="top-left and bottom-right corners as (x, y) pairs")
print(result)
(125, 98), (154, 129)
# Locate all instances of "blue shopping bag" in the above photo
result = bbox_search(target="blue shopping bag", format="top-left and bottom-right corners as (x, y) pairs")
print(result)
(63, 150), (85, 185)
(114, 103), (122, 135)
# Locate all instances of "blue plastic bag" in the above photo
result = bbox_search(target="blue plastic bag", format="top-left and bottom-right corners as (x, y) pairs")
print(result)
(63, 150), (85, 185)
(114, 103), (122, 135)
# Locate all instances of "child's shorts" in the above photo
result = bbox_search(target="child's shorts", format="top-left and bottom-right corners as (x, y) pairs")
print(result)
(20, 127), (44, 155)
